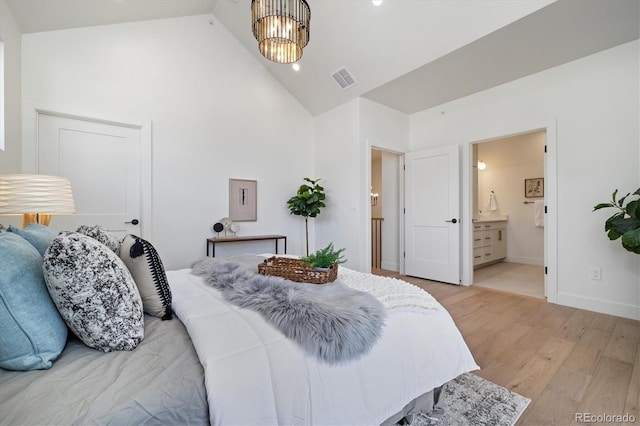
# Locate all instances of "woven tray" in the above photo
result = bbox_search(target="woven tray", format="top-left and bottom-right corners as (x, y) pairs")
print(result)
(258, 256), (338, 284)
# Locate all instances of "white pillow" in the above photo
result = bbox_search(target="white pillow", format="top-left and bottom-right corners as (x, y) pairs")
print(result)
(43, 232), (144, 352)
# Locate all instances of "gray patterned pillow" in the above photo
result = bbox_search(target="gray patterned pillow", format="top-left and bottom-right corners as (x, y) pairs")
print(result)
(43, 232), (144, 352)
(76, 225), (120, 255)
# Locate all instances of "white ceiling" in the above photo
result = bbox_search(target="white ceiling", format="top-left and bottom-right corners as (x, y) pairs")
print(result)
(6, 0), (639, 116)
(5, 0), (217, 33)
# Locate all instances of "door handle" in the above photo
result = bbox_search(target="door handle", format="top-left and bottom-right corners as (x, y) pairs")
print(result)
(445, 218), (458, 224)
(125, 219), (139, 225)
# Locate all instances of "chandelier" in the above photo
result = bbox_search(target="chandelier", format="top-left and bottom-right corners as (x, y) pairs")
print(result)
(251, 0), (310, 64)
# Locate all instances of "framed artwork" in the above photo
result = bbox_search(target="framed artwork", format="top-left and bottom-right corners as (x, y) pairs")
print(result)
(524, 177), (544, 198)
(229, 179), (257, 221)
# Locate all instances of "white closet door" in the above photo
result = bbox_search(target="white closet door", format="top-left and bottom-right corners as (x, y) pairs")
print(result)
(37, 112), (142, 238)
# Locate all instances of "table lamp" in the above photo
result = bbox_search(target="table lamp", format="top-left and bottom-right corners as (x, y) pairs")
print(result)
(0, 174), (76, 228)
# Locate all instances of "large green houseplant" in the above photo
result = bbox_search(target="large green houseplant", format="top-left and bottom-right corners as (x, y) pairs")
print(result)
(593, 188), (640, 254)
(287, 178), (326, 256)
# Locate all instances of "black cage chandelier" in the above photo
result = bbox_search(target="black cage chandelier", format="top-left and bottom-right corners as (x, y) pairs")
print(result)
(251, 0), (310, 64)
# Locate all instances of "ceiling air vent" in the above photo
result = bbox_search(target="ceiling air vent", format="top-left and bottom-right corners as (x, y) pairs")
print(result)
(331, 67), (357, 90)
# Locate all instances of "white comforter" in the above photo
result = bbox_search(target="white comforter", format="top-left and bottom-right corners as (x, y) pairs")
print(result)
(168, 267), (478, 426)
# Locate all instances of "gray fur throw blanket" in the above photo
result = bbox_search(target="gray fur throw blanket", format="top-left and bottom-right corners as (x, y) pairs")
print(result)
(191, 257), (386, 364)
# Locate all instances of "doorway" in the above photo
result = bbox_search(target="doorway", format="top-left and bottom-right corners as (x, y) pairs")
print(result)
(471, 131), (546, 298)
(370, 148), (401, 273)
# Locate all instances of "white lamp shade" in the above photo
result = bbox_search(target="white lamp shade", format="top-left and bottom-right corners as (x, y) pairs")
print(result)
(0, 174), (76, 215)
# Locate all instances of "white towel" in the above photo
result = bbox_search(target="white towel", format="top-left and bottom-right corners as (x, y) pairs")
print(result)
(534, 200), (544, 227)
(488, 192), (498, 211)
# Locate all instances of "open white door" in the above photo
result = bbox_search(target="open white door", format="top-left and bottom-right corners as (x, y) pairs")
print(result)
(37, 112), (143, 238)
(404, 145), (460, 284)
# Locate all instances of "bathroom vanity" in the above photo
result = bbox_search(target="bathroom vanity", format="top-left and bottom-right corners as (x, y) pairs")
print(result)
(473, 217), (507, 268)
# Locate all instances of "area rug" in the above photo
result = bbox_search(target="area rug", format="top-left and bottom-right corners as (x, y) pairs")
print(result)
(407, 372), (531, 426)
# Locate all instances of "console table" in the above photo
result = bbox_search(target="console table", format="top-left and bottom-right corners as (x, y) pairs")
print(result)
(206, 234), (287, 257)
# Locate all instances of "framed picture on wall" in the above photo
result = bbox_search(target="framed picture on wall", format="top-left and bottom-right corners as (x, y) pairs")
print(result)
(229, 179), (257, 221)
(524, 177), (544, 198)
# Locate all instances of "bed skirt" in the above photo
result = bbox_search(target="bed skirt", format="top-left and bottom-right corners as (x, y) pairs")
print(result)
(382, 386), (443, 425)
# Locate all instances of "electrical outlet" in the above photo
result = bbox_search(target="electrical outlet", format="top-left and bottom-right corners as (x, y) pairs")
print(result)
(589, 267), (602, 281)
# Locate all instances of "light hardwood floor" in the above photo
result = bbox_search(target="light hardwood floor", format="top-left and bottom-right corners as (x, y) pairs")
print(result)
(374, 269), (640, 425)
(474, 262), (545, 299)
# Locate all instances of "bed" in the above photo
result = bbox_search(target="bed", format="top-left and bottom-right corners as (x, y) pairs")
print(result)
(0, 226), (478, 425)
(0, 314), (209, 425)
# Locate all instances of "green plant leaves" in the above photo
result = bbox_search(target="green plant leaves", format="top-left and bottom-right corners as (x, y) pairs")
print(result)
(287, 178), (326, 218)
(626, 199), (640, 219)
(622, 228), (640, 254)
(595, 188), (640, 254)
(300, 242), (347, 268)
(593, 203), (615, 211)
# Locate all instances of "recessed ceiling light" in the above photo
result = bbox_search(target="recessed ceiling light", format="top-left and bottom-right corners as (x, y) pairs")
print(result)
(372, 0), (383, 6)
(292, 63), (300, 71)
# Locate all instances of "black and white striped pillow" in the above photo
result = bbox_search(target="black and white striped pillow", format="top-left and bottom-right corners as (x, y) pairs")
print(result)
(119, 234), (172, 320)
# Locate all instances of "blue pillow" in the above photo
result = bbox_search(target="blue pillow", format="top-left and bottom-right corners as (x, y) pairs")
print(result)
(0, 231), (68, 370)
(8, 224), (58, 256)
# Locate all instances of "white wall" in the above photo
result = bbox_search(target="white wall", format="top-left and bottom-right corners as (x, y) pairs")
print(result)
(313, 100), (361, 267)
(21, 15), (314, 269)
(410, 40), (640, 320)
(477, 132), (545, 265)
(361, 99), (409, 273)
(314, 98), (409, 272)
(360, 99), (410, 272)
(14, 8), (637, 320)
(0, 0), (21, 173)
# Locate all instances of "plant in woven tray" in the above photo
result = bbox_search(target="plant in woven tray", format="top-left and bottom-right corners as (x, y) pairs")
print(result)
(300, 242), (347, 269)
(287, 178), (326, 256)
(593, 188), (640, 254)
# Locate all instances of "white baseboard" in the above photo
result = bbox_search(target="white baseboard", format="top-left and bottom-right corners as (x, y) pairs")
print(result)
(380, 261), (399, 272)
(557, 292), (640, 321)
(505, 256), (544, 266)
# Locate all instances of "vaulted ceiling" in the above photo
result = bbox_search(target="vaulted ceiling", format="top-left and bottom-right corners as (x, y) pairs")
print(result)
(6, 0), (639, 116)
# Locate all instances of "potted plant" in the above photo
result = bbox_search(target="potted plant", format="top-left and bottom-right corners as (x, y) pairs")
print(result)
(300, 243), (347, 270)
(593, 188), (640, 254)
(287, 178), (326, 256)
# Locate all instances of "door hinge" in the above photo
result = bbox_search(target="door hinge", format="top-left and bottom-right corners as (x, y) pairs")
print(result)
(544, 266), (548, 274)
(403, 207), (406, 214)
(403, 251), (406, 258)
(544, 206), (547, 214)
(544, 145), (547, 153)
